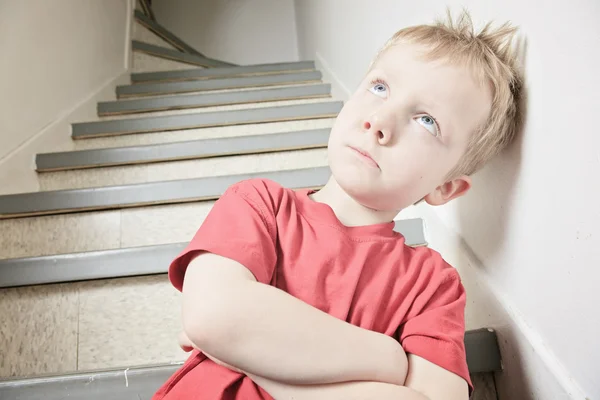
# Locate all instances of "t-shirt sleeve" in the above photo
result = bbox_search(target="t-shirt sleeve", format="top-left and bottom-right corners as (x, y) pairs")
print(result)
(168, 179), (279, 291)
(399, 268), (473, 391)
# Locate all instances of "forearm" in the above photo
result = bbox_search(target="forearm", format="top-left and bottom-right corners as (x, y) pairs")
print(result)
(183, 259), (407, 385)
(248, 373), (429, 400)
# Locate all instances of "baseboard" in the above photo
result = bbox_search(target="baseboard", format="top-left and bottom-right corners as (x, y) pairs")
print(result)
(314, 52), (352, 101)
(399, 203), (586, 399)
(0, 71), (129, 195)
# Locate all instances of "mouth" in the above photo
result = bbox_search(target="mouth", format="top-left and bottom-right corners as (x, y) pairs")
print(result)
(349, 146), (380, 169)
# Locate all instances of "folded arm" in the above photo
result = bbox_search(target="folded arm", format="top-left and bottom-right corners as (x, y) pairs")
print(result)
(181, 252), (408, 386)
(247, 373), (429, 400)
(246, 354), (468, 400)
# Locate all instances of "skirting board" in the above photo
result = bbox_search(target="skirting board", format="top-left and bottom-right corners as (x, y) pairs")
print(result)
(0, 219), (425, 288)
(132, 40), (235, 68)
(36, 129), (331, 171)
(71, 101), (343, 139)
(130, 61), (316, 84)
(98, 84), (331, 116)
(0, 166), (331, 219)
(117, 70), (323, 98)
(0, 330), (501, 400)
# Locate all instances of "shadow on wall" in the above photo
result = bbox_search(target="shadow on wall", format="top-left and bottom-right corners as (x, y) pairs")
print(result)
(455, 37), (533, 398)
(456, 36), (530, 264)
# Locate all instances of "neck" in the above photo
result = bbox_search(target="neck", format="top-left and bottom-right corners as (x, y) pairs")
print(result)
(309, 177), (400, 227)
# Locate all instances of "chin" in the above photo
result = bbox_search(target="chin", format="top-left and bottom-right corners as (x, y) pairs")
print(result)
(330, 160), (416, 212)
(330, 161), (388, 210)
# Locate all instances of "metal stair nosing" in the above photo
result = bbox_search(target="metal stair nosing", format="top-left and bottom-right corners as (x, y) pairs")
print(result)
(36, 129), (332, 172)
(130, 61), (317, 84)
(0, 167), (332, 220)
(117, 70), (323, 99)
(0, 329), (501, 400)
(132, 40), (235, 68)
(0, 219), (426, 288)
(71, 102), (343, 139)
(98, 83), (332, 116)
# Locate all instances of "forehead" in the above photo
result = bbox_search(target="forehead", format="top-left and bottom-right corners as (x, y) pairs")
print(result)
(371, 42), (492, 141)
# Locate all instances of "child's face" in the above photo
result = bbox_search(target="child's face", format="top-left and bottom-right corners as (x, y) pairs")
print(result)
(327, 42), (493, 212)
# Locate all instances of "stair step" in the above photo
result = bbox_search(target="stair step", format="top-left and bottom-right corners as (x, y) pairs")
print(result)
(0, 219), (425, 288)
(71, 118), (335, 152)
(134, 10), (203, 56)
(99, 84), (331, 116)
(132, 41), (234, 68)
(0, 329), (500, 400)
(72, 102), (342, 139)
(0, 166), (330, 219)
(37, 129), (330, 171)
(131, 61), (316, 83)
(133, 52), (198, 74)
(118, 70), (322, 98)
(38, 148), (328, 191)
(132, 13), (177, 50)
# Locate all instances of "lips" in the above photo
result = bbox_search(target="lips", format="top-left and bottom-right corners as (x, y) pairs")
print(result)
(349, 146), (379, 169)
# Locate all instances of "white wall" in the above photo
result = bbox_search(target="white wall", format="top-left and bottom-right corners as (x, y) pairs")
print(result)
(152, 0), (299, 65)
(294, 0), (600, 399)
(0, 0), (130, 193)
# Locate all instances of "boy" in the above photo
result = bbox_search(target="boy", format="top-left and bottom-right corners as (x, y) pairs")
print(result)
(152, 10), (522, 400)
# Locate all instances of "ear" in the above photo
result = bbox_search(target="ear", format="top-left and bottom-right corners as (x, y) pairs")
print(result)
(424, 175), (472, 206)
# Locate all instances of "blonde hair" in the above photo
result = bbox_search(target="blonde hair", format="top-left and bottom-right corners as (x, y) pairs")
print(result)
(372, 9), (524, 178)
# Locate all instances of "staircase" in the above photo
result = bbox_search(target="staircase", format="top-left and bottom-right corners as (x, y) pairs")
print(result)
(0, 3), (501, 399)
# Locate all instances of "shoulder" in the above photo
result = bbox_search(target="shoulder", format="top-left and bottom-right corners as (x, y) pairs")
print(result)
(403, 245), (464, 291)
(225, 178), (289, 215)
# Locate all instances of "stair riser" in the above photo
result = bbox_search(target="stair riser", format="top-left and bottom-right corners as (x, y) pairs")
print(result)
(98, 84), (331, 116)
(0, 274), (184, 379)
(133, 52), (197, 74)
(37, 129), (331, 172)
(72, 102), (343, 139)
(72, 119), (335, 151)
(37, 148), (328, 191)
(98, 98), (332, 121)
(131, 61), (316, 84)
(117, 71), (323, 99)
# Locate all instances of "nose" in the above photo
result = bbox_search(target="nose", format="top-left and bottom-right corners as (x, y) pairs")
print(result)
(363, 110), (395, 145)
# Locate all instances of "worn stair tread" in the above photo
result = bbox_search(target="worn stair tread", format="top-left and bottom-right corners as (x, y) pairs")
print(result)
(132, 41), (235, 68)
(118, 70), (323, 98)
(131, 61), (316, 84)
(37, 129), (330, 171)
(0, 219), (425, 288)
(0, 329), (500, 400)
(134, 10), (203, 56)
(99, 84), (331, 116)
(72, 101), (343, 139)
(0, 167), (331, 219)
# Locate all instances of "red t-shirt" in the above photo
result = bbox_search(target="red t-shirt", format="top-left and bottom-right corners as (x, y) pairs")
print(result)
(153, 178), (471, 400)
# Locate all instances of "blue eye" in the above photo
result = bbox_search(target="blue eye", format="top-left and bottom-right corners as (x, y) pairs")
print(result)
(416, 115), (440, 136)
(368, 80), (388, 98)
